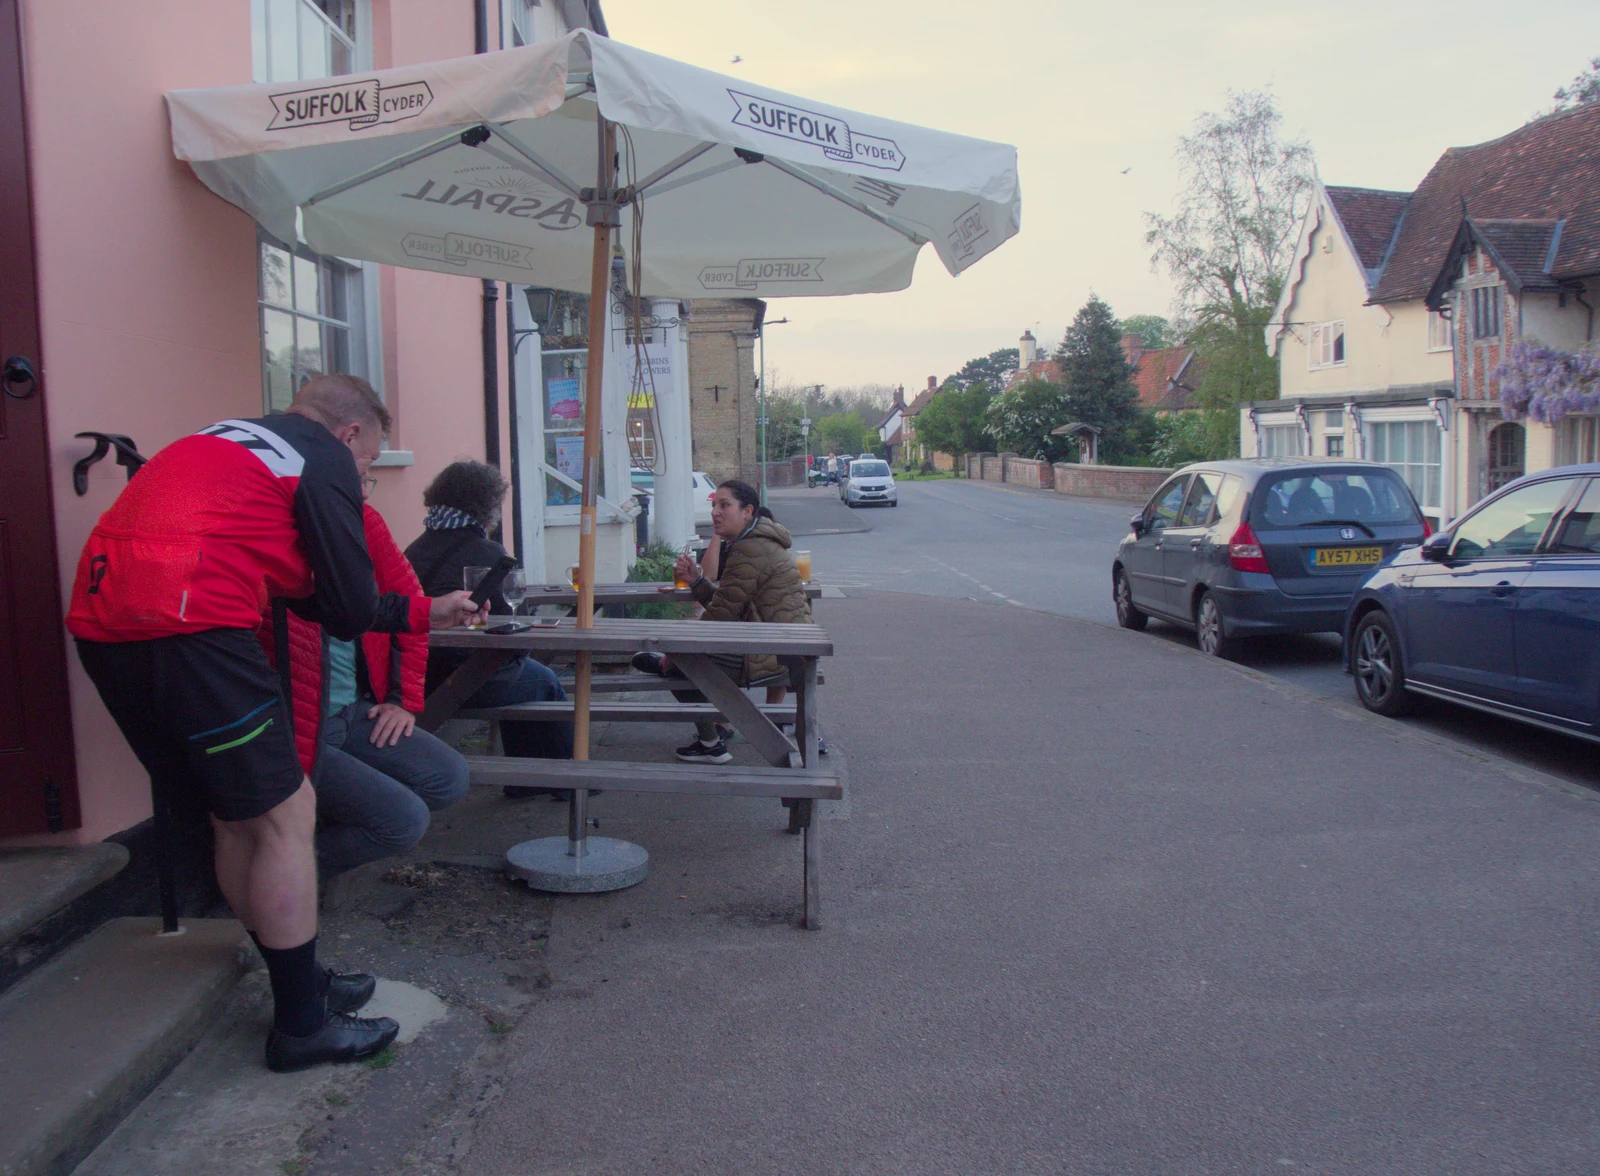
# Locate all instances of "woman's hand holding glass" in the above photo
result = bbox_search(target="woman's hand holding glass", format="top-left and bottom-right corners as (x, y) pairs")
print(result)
(673, 551), (700, 587)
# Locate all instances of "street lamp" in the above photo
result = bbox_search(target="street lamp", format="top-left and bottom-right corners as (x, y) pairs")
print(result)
(758, 316), (790, 507)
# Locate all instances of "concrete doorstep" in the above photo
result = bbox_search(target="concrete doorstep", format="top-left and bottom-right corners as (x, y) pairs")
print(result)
(0, 917), (251, 1176)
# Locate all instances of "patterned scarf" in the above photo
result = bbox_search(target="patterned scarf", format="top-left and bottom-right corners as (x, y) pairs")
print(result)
(424, 505), (481, 531)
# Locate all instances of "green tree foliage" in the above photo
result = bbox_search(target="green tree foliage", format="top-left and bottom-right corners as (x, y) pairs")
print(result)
(945, 348), (1019, 390)
(816, 411), (873, 456)
(913, 380), (995, 457)
(983, 377), (1074, 461)
(1555, 57), (1600, 109)
(1052, 295), (1145, 464)
(1116, 314), (1171, 351)
(762, 397), (807, 460)
(1145, 89), (1314, 418)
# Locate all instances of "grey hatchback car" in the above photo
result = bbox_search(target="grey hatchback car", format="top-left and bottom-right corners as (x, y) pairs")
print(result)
(1112, 459), (1430, 657)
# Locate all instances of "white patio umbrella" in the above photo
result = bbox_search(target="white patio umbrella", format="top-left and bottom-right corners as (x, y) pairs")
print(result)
(166, 28), (1019, 887)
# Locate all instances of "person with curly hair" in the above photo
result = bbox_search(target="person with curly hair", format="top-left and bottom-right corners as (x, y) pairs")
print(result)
(404, 462), (573, 781)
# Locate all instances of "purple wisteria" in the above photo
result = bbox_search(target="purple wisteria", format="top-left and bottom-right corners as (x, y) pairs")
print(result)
(1497, 342), (1600, 423)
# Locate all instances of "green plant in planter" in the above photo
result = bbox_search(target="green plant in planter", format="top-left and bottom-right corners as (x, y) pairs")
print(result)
(625, 540), (694, 619)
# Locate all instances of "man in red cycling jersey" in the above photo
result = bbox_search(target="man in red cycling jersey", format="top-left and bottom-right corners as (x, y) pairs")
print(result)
(67, 374), (481, 1072)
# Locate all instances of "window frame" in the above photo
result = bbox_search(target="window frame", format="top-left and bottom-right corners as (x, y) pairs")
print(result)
(250, 0), (383, 416)
(1308, 320), (1347, 370)
(1469, 284), (1503, 341)
(1258, 421), (1306, 457)
(1143, 474), (1192, 533)
(1175, 471), (1223, 529)
(1427, 309), (1454, 353)
(1367, 416), (1442, 511)
(1448, 476), (1578, 561)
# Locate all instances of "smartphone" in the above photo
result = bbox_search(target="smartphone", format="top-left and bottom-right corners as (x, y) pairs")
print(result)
(485, 620), (532, 635)
(468, 554), (519, 610)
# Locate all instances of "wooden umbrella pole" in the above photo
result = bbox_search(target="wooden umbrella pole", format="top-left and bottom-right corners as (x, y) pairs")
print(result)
(571, 116), (616, 796)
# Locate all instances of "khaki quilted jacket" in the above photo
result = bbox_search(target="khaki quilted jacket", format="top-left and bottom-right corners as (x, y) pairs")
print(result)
(690, 516), (812, 682)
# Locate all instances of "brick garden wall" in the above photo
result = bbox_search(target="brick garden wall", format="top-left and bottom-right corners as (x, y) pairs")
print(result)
(764, 456), (808, 487)
(1051, 463), (1170, 502)
(1003, 458), (1054, 489)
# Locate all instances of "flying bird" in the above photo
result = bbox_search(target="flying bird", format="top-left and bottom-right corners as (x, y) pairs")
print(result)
(1120, 167), (1132, 174)
(731, 55), (743, 64)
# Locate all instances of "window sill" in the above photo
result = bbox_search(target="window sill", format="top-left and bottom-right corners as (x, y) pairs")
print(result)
(373, 450), (414, 467)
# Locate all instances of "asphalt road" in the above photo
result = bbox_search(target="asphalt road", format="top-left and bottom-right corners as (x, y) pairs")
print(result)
(445, 589), (1600, 1175)
(777, 480), (1600, 793)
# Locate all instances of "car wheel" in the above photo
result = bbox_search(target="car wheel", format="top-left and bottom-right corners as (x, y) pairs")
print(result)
(1113, 567), (1147, 631)
(1353, 611), (1412, 716)
(1195, 590), (1232, 658)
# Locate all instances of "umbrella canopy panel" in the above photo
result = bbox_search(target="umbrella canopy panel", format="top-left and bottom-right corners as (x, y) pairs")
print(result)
(166, 30), (1020, 297)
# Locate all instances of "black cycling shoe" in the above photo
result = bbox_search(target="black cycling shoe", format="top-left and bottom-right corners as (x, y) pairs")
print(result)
(631, 651), (667, 676)
(323, 968), (376, 1015)
(265, 1011), (399, 1073)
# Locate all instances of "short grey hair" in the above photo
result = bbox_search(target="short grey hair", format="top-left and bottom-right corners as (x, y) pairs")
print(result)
(290, 373), (391, 436)
(422, 460), (510, 530)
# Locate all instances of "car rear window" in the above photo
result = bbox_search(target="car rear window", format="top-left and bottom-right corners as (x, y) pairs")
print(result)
(852, 462), (890, 478)
(1254, 470), (1419, 528)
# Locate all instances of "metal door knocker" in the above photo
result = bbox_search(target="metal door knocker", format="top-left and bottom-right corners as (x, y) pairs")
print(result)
(2, 355), (37, 399)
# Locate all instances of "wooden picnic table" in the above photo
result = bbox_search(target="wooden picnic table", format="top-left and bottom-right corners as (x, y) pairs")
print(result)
(420, 617), (838, 926)
(517, 580), (821, 608)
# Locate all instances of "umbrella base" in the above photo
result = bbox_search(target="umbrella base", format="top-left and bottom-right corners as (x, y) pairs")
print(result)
(505, 835), (649, 893)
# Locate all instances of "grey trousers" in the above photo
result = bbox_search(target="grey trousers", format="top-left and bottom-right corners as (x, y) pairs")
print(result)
(314, 700), (470, 878)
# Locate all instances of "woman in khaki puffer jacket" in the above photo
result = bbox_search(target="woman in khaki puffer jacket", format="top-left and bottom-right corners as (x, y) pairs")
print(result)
(667, 479), (812, 762)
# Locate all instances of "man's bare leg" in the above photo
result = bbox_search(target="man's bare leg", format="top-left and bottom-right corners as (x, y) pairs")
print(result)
(249, 781), (318, 949)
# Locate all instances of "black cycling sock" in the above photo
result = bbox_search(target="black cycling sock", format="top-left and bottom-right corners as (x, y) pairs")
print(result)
(257, 936), (327, 1038)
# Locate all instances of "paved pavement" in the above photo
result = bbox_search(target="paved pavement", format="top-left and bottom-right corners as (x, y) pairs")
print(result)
(439, 590), (1600, 1174)
(776, 480), (1600, 793)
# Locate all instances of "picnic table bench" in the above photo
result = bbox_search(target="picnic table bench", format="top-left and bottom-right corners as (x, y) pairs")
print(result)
(422, 617), (838, 927)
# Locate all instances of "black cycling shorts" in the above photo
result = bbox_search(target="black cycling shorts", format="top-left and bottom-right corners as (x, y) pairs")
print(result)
(76, 628), (304, 823)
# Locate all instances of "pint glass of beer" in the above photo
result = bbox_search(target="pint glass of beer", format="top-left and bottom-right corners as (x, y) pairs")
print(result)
(794, 550), (812, 582)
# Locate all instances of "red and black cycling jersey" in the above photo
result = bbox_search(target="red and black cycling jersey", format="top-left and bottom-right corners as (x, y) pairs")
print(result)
(67, 413), (429, 643)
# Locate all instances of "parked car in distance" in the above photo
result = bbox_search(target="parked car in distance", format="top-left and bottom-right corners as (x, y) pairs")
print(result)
(631, 469), (717, 535)
(840, 458), (898, 507)
(1347, 464), (1600, 740)
(1113, 458), (1430, 658)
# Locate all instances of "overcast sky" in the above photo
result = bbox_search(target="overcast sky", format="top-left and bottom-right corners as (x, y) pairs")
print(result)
(604, 0), (1600, 394)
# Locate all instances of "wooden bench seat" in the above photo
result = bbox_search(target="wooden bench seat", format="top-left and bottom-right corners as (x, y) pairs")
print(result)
(459, 701), (800, 723)
(464, 755), (841, 799)
(551, 671), (823, 692)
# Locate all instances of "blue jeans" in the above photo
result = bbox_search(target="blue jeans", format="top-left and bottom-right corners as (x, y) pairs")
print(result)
(314, 700), (470, 878)
(467, 656), (573, 759)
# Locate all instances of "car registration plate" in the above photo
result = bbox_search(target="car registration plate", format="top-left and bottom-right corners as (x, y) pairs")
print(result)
(1310, 545), (1382, 568)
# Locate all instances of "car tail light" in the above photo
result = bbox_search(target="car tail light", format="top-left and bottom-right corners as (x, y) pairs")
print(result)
(1420, 516), (1433, 539)
(1228, 521), (1269, 573)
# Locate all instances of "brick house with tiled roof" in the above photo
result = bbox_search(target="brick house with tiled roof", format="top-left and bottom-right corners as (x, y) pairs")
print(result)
(1123, 335), (1205, 415)
(1254, 103), (1600, 522)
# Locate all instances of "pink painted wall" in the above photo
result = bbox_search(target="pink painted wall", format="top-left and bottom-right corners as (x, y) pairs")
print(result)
(10, 0), (497, 844)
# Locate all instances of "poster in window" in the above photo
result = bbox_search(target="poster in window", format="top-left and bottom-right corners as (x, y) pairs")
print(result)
(546, 377), (582, 425)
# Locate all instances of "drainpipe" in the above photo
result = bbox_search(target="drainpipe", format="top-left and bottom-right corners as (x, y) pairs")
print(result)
(1576, 282), (1595, 343)
(476, 0), (500, 483)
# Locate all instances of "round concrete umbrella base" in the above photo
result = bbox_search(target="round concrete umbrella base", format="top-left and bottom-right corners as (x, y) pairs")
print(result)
(505, 836), (649, 893)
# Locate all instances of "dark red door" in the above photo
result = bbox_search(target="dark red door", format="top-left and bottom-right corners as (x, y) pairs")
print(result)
(0, 0), (80, 835)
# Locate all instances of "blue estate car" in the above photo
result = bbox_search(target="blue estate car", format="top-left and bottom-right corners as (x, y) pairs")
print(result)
(1347, 464), (1600, 738)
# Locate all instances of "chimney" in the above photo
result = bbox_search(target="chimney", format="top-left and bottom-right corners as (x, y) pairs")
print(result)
(927, 376), (938, 392)
(1121, 333), (1143, 366)
(893, 385), (905, 409)
(1019, 329), (1037, 368)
